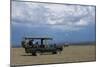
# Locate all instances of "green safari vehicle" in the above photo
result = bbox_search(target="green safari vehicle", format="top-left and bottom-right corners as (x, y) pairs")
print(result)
(21, 37), (63, 56)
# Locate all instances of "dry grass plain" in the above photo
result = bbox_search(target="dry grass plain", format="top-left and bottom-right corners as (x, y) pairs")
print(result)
(11, 45), (96, 66)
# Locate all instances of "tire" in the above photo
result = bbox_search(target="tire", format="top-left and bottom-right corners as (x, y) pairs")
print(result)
(32, 53), (36, 56)
(52, 51), (57, 54)
(57, 51), (61, 54)
(35, 51), (40, 56)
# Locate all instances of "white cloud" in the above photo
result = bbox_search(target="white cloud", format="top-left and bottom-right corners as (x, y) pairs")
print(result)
(11, 1), (95, 31)
(75, 19), (88, 26)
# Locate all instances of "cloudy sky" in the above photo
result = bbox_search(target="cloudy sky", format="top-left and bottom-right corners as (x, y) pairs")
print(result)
(11, 1), (96, 45)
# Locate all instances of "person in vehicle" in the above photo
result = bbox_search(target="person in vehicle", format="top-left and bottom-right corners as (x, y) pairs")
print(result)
(28, 39), (34, 48)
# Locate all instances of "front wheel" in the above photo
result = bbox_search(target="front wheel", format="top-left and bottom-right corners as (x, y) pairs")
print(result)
(52, 50), (61, 54)
(32, 51), (40, 56)
(57, 50), (61, 54)
(35, 51), (40, 56)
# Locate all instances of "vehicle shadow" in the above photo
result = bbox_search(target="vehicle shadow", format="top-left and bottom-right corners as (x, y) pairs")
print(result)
(21, 54), (34, 56)
(21, 53), (56, 56)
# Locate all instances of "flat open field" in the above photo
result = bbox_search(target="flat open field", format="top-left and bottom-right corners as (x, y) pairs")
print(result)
(11, 45), (96, 66)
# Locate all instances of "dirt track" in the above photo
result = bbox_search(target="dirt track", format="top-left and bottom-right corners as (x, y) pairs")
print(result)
(11, 45), (96, 66)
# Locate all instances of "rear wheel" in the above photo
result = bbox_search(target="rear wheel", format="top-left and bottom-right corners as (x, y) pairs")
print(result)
(52, 51), (57, 54)
(32, 52), (36, 56)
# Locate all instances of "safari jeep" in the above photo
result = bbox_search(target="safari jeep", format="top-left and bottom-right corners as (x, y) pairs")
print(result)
(21, 37), (63, 56)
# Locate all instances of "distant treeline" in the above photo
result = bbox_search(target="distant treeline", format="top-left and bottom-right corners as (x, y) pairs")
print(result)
(64, 41), (96, 47)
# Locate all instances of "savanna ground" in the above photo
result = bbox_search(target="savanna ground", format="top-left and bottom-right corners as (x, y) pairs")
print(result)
(11, 45), (96, 66)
